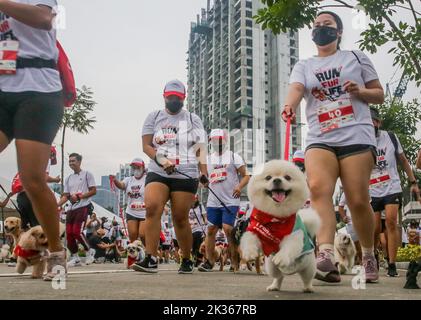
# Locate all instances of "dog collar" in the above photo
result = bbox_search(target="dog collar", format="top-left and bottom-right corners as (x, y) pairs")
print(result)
(13, 245), (40, 259)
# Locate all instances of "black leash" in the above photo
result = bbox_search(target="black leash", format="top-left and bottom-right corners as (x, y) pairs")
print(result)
(174, 169), (235, 216)
(0, 184), (22, 215)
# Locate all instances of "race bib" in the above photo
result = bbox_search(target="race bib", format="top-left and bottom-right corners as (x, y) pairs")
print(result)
(0, 40), (19, 75)
(130, 202), (146, 211)
(210, 167), (227, 184)
(369, 170), (391, 188)
(317, 99), (355, 133)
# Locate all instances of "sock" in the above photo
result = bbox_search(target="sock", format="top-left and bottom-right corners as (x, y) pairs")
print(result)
(319, 244), (334, 262)
(149, 255), (157, 263)
(361, 247), (374, 256)
(319, 243), (334, 253)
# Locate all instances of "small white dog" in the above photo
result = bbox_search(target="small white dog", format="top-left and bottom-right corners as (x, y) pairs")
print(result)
(334, 233), (356, 274)
(240, 160), (320, 293)
(126, 240), (145, 269)
(1, 244), (11, 262)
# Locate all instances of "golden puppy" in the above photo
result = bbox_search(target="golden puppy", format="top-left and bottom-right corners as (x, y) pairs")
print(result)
(214, 243), (227, 271)
(4, 217), (22, 247)
(15, 226), (49, 279)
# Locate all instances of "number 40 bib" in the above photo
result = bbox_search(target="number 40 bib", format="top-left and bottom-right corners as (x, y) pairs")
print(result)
(317, 99), (355, 133)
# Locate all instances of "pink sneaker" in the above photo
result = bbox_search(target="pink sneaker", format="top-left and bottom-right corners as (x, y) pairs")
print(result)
(315, 250), (341, 283)
(363, 253), (379, 283)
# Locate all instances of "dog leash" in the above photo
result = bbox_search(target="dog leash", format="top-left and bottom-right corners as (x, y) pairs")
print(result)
(191, 206), (207, 236)
(173, 169), (235, 216)
(0, 184), (22, 215)
(284, 116), (291, 161)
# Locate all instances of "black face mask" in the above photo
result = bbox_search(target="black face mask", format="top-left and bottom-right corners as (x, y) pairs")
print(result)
(166, 100), (183, 113)
(374, 126), (380, 137)
(312, 26), (338, 46)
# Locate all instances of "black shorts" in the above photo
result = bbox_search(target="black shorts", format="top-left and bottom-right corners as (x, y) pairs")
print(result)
(145, 172), (199, 195)
(371, 193), (402, 212)
(16, 191), (39, 230)
(0, 91), (63, 145)
(161, 244), (171, 251)
(192, 231), (204, 255)
(306, 143), (376, 163)
(173, 239), (179, 248)
(126, 213), (145, 222)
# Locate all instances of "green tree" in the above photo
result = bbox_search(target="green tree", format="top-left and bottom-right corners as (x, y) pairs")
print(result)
(60, 86), (97, 192)
(255, 0), (421, 86)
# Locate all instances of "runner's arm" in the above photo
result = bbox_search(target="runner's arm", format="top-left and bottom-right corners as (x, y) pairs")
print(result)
(343, 79), (384, 104)
(281, 83), (305, 123)
(233, 165), (250, 198)
(57, 193), (70, 207)
(416, 149), (421, 170)
(111, 176), (125, 191)
(398, 153), (420, 198)
(46, 174), (60, 183)
(338, 206), (348, 223)
(80, 186), (96, 200)
(0, 1), (56, 31)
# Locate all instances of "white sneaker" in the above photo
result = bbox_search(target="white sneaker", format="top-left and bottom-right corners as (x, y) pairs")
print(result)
(67, 256), (82, 267)
(85, 249), (96, 265)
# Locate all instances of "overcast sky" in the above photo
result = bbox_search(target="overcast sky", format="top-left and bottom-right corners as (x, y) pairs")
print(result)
(0, 0), (419, 184)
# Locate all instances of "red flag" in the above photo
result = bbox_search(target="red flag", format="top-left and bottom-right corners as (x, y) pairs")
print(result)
(109, 175), (116, 193)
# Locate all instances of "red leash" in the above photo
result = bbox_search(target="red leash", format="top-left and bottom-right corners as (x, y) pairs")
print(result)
(284, 116), (291, 161)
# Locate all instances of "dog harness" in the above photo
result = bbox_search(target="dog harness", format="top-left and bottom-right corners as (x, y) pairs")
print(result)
(246, 208), (314, 257)
(13, 245), (40, 259)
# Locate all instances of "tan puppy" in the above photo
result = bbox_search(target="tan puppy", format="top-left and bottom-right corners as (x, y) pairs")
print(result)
(15, 226), (49, 279)
(214, 244), (227, 271)
(4, 217), (22, 247)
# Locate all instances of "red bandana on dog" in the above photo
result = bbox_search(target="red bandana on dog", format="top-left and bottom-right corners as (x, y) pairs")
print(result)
(246, 208), (296, 256)
(13, 245), (39, 259)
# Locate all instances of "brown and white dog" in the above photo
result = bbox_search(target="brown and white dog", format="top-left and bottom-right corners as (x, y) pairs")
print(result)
(15, 226), (49, 279)
(230, 218), (264, 274)
(126, 240), (145, 269)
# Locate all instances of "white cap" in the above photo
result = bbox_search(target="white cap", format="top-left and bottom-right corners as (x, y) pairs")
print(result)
(209, 129), (227, 141)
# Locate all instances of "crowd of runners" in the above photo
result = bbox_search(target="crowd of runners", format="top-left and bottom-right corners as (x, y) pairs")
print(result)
(0, 1), (420, 289)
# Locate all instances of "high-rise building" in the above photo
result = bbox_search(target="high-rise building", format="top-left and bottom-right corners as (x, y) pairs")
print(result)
(187, 0), (302, 171)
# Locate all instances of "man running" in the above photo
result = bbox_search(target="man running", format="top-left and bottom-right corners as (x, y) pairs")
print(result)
(58, 153), (97, 266)
(199, 129), (250, 272)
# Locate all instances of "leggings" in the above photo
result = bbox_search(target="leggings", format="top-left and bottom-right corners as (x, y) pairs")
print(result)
(66, 206), (90, 254)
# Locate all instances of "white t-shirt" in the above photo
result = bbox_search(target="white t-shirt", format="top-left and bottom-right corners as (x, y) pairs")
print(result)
(189, 205), (206, 234)
(290, 50), (378, 147)
(369, 130), (403, 198)
(206, 150), (245, 208)
(64, 170), (96, 210)
(339, 193), (352, 225)
(142, 109), (206, 180)
(162, 227), (172, 246)
(0, 0), (62, 93)
(123, 175), (146, 219)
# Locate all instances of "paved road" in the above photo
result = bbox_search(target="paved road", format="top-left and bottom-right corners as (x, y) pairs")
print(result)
(0, 263), (420, 300)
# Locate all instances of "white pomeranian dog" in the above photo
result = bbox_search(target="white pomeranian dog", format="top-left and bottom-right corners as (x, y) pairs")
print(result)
(240, 160), (320, 293)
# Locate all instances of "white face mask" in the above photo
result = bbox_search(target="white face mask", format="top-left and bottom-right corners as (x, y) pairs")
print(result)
(211, 141), (226, 153)
(133, 169), (143, 178)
